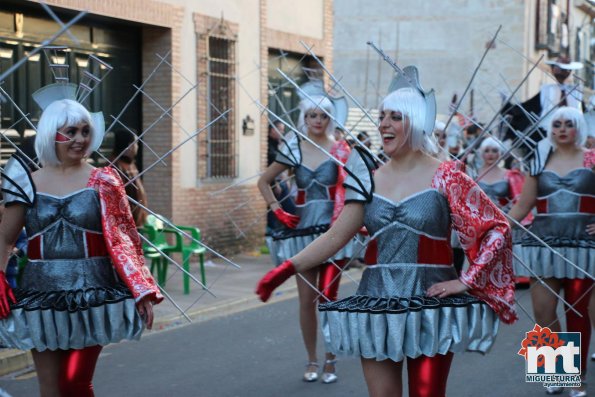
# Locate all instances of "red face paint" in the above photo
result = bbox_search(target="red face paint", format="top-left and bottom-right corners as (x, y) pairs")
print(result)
(55, 132), (71, 142)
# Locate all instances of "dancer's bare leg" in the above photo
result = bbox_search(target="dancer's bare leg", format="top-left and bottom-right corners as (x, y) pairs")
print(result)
(297, 267), (320, 371)
(361, 357), (403, 397)
(530, 277), (562, 332)
(32, 349), (66, 397)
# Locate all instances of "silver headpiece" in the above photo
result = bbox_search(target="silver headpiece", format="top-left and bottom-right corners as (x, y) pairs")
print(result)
(32, 46), (113, 153)
(387, 65), (437, 136)
(297, 79), (348, 127)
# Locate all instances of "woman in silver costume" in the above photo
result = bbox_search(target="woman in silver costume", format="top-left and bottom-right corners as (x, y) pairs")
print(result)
(475, 137), (533, 256)
(0, 98), (162, 397)
(257, 87), (359, 384)
(476, 137), (525, 212)
(509, 106), (594, 397)
(256, 67), (517, 397)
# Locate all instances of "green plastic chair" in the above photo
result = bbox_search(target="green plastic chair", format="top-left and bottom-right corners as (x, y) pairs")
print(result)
(175, 225), (207, 294)
(139, 215), (182, 286)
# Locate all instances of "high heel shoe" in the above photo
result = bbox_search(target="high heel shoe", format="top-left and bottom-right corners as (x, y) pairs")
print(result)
(568, 380), (588, 397)
(321, 359), (338, 384)
(303, 362), (318, 382)
(545, 386), (563, 395)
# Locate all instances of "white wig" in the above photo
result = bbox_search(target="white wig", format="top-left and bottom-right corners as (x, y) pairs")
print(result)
(35, 99), (98, 166)
(547, 106), (588, 148)
(380, 87), (438, 154)
(297, 95), (336, 136)
(479, 136), (506, 155)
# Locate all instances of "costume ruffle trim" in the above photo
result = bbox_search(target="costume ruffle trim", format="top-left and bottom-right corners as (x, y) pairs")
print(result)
(519, 236), (593, 249)
(12, 285), (133, 312)
(0, 299), (143, 351)
(271, 224), (329, 240)
(274, 232), (366, 263)
(513, 245), (594, 279)
(320, 294), (498, 361)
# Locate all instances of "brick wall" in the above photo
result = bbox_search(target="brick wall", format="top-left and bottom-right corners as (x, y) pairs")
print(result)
(141, 26), (174, 219)
(31, 0), (177, 27)
(179, 12), (266, 255)
(24, 0), (333, 256)
(260, 0), (268, 170)
(174, 185), (266, 256)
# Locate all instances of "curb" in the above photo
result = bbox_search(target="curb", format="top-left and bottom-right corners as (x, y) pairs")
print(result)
(0, 349), (32, 378)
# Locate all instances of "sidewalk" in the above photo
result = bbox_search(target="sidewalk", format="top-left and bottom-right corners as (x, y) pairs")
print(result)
(0, 250), (364, 377)
(152, 250), (292, 330)
(152, 250), (363, 330)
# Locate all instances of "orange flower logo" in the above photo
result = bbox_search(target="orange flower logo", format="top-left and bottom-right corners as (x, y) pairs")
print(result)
(518, 324), (566, 368)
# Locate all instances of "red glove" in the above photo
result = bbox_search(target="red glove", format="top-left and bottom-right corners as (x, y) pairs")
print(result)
(256, 260), (296, 302)
(273, 208), (300, 229)
(0, 271), (16, 319)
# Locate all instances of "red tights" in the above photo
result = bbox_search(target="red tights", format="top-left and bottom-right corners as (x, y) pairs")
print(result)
(59, 345), (103, 397)
(318, 260), (347, 303)
(561, 278), (593, 374)
(407, 353), (454, 397)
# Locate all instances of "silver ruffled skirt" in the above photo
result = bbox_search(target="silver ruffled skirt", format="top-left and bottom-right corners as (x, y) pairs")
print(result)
(513, 213), (594, 279)
(272, 225), (366, 264)
(0, 257), (144, 351)
(319, 263), (499, 362)
(513, 245), (594, 279)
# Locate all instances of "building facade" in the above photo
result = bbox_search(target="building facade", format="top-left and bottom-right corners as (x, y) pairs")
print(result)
(333, 0), (595, 124)
(0, 0), (334, 253)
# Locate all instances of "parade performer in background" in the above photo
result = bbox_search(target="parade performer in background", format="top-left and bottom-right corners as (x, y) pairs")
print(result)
(257, 80), (360, 384)
(502, 56), (583, 154)
(476, 137), (525, 212)
(0, 89), (162, 397)
(257, 67), (517, 397)
(475, 136), (533, 285)
(509, 106), (594, 396)
(475, 137), (533, 235)
(111, 129), (149, 227)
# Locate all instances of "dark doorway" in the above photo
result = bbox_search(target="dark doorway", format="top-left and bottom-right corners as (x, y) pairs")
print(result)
(0, 3), (141, 166)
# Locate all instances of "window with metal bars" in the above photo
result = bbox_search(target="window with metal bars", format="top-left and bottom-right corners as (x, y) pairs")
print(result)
(206, 35), (236, 179)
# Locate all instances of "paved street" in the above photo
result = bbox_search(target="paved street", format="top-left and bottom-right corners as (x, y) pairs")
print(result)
(0, 279), (593, 397)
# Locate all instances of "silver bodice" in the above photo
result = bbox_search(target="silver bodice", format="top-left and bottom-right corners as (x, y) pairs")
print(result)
(26, 189), (104, 260)
(293, 160), (338, 228)
(523, 168), (595, 246)
(275, 137), (339, 229)
(294, 160), (338, 190)
(536, 169), (594, 212)
(478, 180), (510, 210)
(363, 190), (451, 264)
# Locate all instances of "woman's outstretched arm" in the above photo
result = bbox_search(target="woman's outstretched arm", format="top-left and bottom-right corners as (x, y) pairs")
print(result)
(256, 202), (364, 302)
